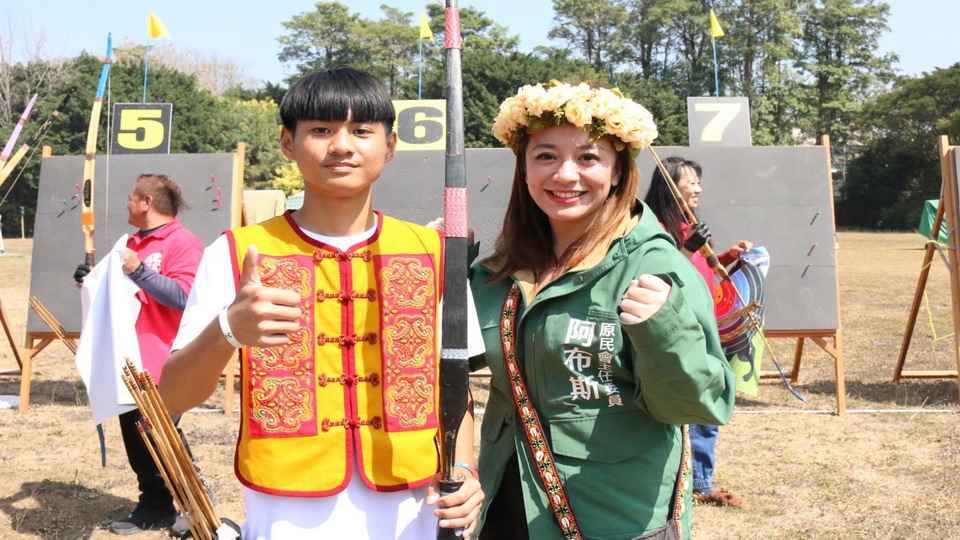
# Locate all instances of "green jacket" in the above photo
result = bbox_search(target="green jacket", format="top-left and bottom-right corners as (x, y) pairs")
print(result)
(469, 202), (735, 540)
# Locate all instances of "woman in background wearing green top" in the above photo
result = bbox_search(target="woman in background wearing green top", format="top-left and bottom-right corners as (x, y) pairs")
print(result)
(469, 81), (736, 540)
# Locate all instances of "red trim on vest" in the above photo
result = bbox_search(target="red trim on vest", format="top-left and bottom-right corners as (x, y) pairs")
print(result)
(230, 215), (441, 496)
(281, 209), (385, 250)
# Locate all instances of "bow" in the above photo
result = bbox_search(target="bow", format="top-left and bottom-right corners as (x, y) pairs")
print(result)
(648, 148), (806, 402)
(79, 34), (113, 468)
(80, 34), (113, 270)
(0, 93), (39, 164)
(437, 2), (470, 539)
(0, 90), (74, 192)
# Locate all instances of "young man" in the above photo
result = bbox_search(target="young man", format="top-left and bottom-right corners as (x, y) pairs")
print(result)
(160, 67), (483, 539)
(76, 174), (204, 534)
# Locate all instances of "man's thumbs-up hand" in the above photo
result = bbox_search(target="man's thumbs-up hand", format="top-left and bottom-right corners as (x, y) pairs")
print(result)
(226, 245), (303, 347)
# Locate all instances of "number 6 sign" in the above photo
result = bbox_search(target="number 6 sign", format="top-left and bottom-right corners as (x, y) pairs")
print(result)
(110, 103), (173, 154)
(392, 100), (446, 151)
(687, 97), (752, 147)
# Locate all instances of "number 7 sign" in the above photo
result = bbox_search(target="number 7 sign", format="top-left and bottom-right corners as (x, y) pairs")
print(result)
(687, 97), (752, 147)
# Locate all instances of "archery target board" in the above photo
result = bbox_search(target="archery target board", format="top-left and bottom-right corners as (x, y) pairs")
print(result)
(28, 153), (238, 334)
(635, 146), (838, 331)
(376, 145), (837, 332)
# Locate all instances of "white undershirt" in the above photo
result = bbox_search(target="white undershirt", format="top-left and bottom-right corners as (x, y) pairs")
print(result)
(173, 222), (483, 539)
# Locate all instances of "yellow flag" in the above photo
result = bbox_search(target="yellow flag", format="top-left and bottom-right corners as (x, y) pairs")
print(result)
(419, 12), (434, 42)
(148, 11), (171, 39)
(709, 10), (725, 39)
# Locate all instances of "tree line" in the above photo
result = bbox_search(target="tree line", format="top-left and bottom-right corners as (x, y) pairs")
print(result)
(0, 0), (957, 237)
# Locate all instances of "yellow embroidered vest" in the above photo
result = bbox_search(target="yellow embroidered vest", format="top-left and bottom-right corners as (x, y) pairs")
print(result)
(227, 211), (443, 496)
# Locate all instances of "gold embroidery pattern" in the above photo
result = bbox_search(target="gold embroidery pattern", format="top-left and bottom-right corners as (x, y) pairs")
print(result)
(385, 374), (435, 428)
(382, 315), (434, 366)
(249, 378), (315, 433)
(376, 255), (439, 432)
(258, 258), (311, 298)
(246, 253), (317, 438)
(380, 258), (434, 307)
(250, 328), (312, 370)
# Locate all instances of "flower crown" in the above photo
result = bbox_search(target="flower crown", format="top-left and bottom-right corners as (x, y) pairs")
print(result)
(492, 81), (658, 156)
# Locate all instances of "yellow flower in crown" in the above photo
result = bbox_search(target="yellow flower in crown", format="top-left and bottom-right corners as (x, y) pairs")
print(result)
(492, 81), (658, 156)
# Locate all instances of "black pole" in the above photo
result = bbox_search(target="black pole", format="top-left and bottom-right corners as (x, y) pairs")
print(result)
(437, 1), (469, 538)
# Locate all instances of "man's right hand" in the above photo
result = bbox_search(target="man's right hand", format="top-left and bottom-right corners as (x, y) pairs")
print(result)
(73, 263), (91, 284)
(226, 245), (303, 347)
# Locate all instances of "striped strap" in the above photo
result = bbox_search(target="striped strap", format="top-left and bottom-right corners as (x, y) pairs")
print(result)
(499, 284), (583, 540)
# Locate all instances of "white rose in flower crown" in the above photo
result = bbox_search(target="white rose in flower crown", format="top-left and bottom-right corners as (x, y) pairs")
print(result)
(625, 123), (658, 147)
(544, 84), (576, 111)
(502, 96), (529, 125)
(519, 84), (549, 117)
(570, 83), (593, 101)
(564, 98), (592, 128)
(493, 96), (527, 144)
(508, 101), (530, 127)
(492, 81), (658, 154)
(605, 117), (627, 138)
(589, 89), (623, 119)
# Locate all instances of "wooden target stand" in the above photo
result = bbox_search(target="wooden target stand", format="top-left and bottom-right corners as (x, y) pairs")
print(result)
(895, 135), (960, 390)
(758, 135), (847, 414)
(6, 144), (248, 415)
(0, 298), (30, 412)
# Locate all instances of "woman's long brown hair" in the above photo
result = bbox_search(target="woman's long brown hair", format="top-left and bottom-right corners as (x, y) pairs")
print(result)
(486, 130), (640, 283)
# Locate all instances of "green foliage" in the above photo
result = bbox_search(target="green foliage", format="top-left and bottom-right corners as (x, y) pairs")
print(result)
(424, 4), (520, 55)
(0, 54), (285, 237)
(271, 161), (303, 197)
(277, 2), (364, 78)
(838, 64), (960, 229)
(0, 1), (942, 233)
(550, 0), (629, 70)
(423, 49), (600, 148)
(615, 73), (688, 145)
(796, 0), (896, 145)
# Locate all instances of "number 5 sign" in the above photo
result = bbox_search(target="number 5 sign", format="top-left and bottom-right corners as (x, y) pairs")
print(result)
(687, 97), (752, 147)
(110, 103), (173, 154)
(392, 100), (445, 151)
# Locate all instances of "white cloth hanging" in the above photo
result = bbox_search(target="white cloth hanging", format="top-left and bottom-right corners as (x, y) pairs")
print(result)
(76, 235), (143, 425)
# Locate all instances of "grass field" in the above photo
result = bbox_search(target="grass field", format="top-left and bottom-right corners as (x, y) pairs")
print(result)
(1, 232), (959, 539)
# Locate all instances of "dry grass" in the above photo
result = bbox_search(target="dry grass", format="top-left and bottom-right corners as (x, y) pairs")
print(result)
(1, 233), (959, 539)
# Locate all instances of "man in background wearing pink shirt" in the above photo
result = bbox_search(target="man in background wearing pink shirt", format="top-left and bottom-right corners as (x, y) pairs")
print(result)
(75, 173), (203, 534)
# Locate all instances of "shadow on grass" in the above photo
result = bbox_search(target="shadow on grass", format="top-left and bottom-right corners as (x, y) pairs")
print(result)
(836, 379), (957, 408)
(733, 378), (959, 409)
(0, 379), (89, 408)
(0, 480), (133, 539)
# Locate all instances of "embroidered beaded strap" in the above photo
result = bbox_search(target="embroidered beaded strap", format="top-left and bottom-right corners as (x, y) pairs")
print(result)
(499, 284), (583, 540)
(671, 424), (692, 539)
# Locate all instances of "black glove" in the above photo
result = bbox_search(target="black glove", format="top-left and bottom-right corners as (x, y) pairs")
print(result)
(73, 263), (91, 284)
(683, 221), (711, 252)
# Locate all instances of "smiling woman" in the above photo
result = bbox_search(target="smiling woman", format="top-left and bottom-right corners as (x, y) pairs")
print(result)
(523, 123), (619, 254)
(468, 80), (735, 540)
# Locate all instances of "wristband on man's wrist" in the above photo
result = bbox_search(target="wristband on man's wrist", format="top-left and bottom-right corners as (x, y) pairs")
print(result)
(454, 462), (479, 480)
(129, 262), (146, 278)
(218, 307), (243, 348)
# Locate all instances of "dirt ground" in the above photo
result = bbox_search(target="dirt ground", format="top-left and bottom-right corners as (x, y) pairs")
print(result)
(1, 232), (959, 539)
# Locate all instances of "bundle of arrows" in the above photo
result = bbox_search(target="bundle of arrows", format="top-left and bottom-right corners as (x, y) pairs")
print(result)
(120, 360), (241, 539)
